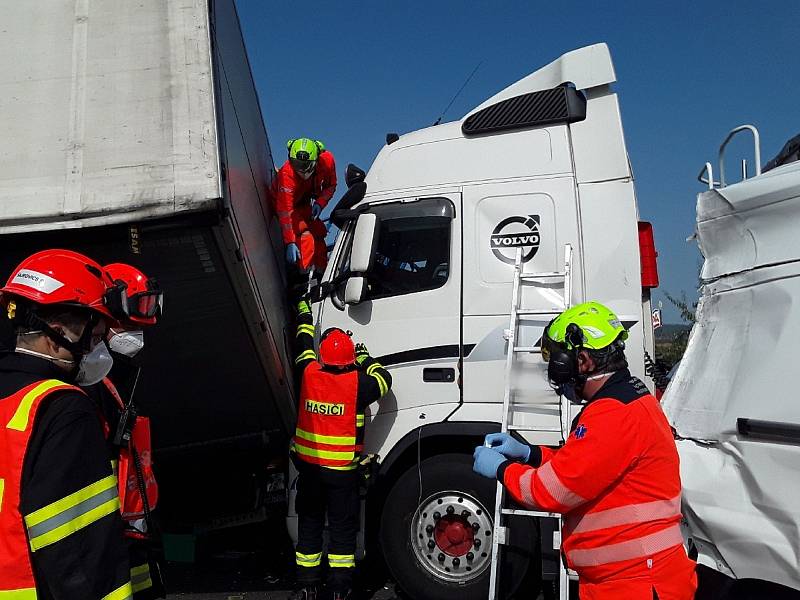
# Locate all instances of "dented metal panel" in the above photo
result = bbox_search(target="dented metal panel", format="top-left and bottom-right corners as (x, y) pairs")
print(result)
(663, 160), (800, 591)
(0, 0), (220, 233)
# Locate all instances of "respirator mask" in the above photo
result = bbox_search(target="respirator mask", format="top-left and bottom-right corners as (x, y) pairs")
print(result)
(108, 329), (145, 358)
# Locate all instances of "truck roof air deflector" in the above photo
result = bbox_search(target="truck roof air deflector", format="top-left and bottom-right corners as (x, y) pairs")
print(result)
(461, 85), (586, 136)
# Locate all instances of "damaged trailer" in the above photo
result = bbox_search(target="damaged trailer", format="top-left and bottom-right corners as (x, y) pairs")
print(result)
(663, 127), (800, 598)
(0, 0), (296, 564)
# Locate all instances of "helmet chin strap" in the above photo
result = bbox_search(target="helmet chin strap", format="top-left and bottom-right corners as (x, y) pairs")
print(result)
(585, 371), (616, 381)
(14, 347), (75, 366)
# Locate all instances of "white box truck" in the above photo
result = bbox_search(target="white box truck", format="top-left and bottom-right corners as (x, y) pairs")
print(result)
(0, 0), (296, 532)
(299, 44), (660, 600)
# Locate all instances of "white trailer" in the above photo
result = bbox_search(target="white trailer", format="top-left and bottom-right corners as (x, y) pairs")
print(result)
(0, 0), (295, 532)
(298, 44), (659, 600)
(664, 128), (800, 598)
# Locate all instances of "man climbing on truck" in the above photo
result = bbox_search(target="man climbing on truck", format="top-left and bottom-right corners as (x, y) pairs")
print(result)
(274, 138), (337, 277)
(289, 299), (391, 600)
(473, 301), (697, 600)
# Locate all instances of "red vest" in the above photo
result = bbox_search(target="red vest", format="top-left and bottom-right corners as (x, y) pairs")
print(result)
(0, 379), (83, 598)
(101, 377), (158, 524)
(292, 363), (363, 469)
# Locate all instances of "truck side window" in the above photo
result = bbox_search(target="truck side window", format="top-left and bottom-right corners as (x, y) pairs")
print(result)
(365, 216), (450, 300)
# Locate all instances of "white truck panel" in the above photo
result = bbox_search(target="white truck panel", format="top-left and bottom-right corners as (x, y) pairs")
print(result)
(467, 43), (616, 115)
(663, 160), (800, 591)
(0, 0), (220, 233)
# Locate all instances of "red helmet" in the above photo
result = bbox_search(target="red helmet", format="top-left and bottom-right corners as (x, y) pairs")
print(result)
(104, 263), (163, 326)
(2, 249), (118, 320)
(319, 328), (355, 366)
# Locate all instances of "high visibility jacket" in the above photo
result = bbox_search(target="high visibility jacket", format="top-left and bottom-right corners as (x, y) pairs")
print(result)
(291, 307), (391, 470)
(273, 150), (337, 245)
(0, 376), (132, 600)
(498, 370), (697, 597)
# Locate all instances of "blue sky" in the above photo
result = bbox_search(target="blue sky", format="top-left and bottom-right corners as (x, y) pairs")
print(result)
(236, 1), (799, 322)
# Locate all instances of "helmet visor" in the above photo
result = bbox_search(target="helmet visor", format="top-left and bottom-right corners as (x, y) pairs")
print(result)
(290, 157), (316, 175)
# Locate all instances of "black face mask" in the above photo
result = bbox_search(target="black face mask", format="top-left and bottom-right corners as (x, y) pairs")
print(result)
(556, 382), (578, 403)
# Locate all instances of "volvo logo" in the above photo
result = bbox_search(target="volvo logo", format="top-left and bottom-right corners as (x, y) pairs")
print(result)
(490, 215), (541, 264)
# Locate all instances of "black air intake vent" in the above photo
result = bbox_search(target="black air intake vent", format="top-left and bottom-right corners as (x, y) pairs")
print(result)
(462, 85), (587, 136)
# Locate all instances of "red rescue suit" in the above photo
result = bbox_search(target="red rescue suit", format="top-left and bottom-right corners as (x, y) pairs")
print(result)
(498, 370), (697, 600)
(273, 150), (336, 271)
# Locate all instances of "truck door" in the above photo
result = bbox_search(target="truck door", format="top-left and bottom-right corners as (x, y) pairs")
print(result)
(319, 195), (462, 441)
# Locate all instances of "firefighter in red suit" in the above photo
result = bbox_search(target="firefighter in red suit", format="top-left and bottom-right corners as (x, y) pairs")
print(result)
(274, 138), (337, 273)
(97, 262), (165, 599)
(473, 302), (697, 600)
(290, 299), (391, 600)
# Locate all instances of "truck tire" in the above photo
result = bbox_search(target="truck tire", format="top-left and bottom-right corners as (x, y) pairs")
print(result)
(380, 452), (538, 600)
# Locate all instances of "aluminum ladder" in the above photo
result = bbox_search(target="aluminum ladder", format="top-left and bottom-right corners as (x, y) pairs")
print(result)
(487, 244), (575, 600)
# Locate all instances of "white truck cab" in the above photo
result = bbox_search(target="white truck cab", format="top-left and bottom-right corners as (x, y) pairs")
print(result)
(296, 44), (657, 600)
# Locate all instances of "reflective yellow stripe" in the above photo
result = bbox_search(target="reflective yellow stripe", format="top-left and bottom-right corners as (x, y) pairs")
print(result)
(356, 414), (365, 427)
(296, 551), (322, 567)
(25, 474), (120, 552)
(7, 380), (66, 431)
(296, 324), (315, 336)
(295, 349), (317, 364)
(130, 563), (152, 593)
(371, 372), (388, 396)
(0, 478), (4, 511)
(325, 464), (358, 471)
(101, 581), (133, 600)
(293, 441), (354, 461)
(328, 553), (356, 568)
(366, 363), (382, 375)
(0, 588), (37, 599)
(295, 427), (356, 446)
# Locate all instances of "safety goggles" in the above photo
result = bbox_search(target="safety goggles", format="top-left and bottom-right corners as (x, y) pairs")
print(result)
(128, 289), (164, 319)
(105, 279), (164, 321)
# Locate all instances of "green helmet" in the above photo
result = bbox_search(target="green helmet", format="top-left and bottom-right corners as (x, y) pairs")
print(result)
(544, 301), (628, 351)
(287, 138), (321, 161)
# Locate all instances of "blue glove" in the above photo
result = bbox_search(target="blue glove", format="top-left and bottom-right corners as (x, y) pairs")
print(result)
(311, 203), (323, 219)
(472, 446), (506, 479)
(285, 242), (300, 264)
(484, 433), (531, 461)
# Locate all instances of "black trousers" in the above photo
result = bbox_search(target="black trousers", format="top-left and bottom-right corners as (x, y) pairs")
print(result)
(294, 459), (360, 591)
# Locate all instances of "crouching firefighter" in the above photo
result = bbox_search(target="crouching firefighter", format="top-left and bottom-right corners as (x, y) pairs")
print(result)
(0, 249), (132, 599)
(95, 263), (166, 599)
(473, 302), (697, 600)
(290, 300), (392, 600)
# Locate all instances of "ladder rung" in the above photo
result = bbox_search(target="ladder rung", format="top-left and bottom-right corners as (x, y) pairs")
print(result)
(520, 272), (565, 279)
(507, 425), (563, 433)
(513, 346), (541, 352)
(501, 508), (560, 518)
(517, 308), (561, 315)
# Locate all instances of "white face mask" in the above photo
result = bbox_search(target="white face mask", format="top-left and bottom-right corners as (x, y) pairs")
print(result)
(16, 330), (114, 386)
(108, 329), (144, 358)
(74, 342), (114, 386)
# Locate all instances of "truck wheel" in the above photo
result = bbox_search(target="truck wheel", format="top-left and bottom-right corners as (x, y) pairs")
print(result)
(380, 453), (538, 600)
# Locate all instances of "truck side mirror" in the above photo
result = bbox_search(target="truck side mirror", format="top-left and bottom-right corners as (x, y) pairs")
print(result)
(350, 213), (379, 274)
(344, 276), (367, 305)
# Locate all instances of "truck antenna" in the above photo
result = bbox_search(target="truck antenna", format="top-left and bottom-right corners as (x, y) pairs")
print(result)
(433, 60), (483, 126)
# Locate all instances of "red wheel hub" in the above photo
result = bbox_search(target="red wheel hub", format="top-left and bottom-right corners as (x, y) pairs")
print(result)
(433, 515), (475, 557)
